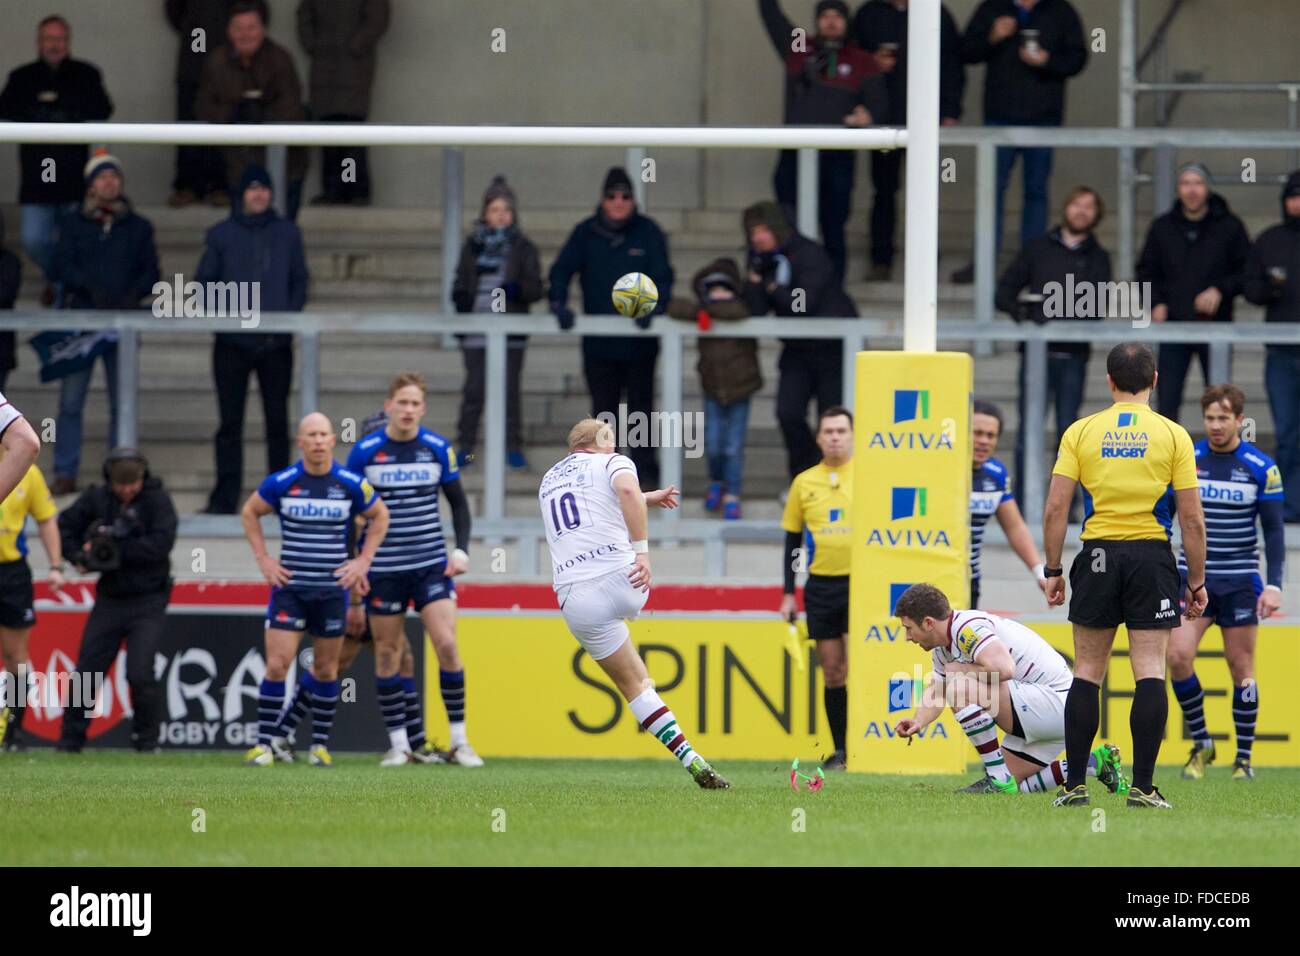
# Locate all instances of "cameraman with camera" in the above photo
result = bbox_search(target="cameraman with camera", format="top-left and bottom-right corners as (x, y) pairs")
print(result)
(995, 186), (1111, 503)
(56, 449), (178, 753)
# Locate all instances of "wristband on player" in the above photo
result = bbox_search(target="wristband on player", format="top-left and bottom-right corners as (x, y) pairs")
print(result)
(1043, 566), (1063, 578)
(1265, 584), (1283, 594)
(631, 539), (649, 554)
(451, 547), (469, 565)
(1189, 582), (1207, 595)
(1031, 563), (1046, 580)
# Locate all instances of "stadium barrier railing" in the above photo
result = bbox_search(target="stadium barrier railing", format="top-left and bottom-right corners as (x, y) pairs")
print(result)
(1, 309), (1296, 575)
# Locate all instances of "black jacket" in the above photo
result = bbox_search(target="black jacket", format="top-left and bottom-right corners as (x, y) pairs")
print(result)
(59, 477), (177, 598)
(195, 205), (309, 350)
(744, 233), (858, 349)
(50, 201), (161, 311)
(0, 214), (19, 373)
(1135, 194), (1252, 323)
(759, 0), (888, 126)
(961, 0), (1087, 125)
(995, 227), (1111, 357)
(548, 208), (674, 362)
(166, 0), (237, 86)
(452, 228), (543, 315)
(1243, 171), (1300, 332)
(853, 0), (965, 123)
(0, 58), (113, 203)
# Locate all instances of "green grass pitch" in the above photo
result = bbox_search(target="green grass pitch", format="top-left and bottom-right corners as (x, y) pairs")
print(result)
(3, 752), (1297, 866)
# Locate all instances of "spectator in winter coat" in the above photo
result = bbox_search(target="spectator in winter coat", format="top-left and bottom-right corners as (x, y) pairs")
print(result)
(0, 14), (113, 297)
(1136, 162), (1251, 422)
(953, 0), (1087, 282)
(549, 167), (674, 488)
(1244, 169), (1300, 522)
(297, 0), (390, 205)
(451, 175), (543, 469)
(759, 0), (887, 284)
(668, 259), (762, 521)
(742, 200), (857, 479)
(194, 164), (309, 514)
(47, 154), (160, 494)
(995, 186), (1110, 503)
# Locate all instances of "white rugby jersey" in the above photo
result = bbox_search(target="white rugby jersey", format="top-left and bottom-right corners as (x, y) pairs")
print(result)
(932, 609), (1071, 691)
(0, 392), (21, 438)
(540, 451), (638, 588)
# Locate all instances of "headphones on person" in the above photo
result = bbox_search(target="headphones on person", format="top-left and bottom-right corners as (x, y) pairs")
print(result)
(102, 447), (149, 482)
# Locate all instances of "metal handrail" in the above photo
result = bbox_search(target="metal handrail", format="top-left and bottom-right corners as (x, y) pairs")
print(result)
(4, 310), (1298, 541)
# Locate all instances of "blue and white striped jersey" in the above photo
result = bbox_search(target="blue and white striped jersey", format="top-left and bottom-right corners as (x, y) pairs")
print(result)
(1175, 440), (1285, 585)
(257, 461), (377, 589)
(346, 426), (459, 573)
(971, 458), (1013, 581)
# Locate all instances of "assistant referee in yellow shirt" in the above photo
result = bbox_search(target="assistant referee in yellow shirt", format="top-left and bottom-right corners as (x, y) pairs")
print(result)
(0, 464), (65, 751)
(1043, 343), (1207, 809)
(780, 407), (854, 769)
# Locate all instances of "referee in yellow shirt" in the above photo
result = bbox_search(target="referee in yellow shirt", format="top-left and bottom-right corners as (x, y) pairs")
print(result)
(1043, 343), (1207, 809)
(780, 407), (854, 769)
(0, 464), (66, 751)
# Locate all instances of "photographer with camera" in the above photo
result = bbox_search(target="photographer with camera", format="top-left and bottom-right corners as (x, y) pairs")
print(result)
(995, 186), (1110, 505)
(55, 449), (178, 753)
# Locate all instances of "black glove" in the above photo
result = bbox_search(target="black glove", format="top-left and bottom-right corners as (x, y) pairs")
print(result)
(634, 312), (653, 331)
(553, 303), (575, 331)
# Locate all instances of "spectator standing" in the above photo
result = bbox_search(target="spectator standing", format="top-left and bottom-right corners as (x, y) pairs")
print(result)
(45, 154), (160, 496)
(297, 0), (390, 205)
(759, 0), (887, 284)
(165, 0), (237, 207)
(0, 15), (112, 298)
(742, 200), (857, 480)
(954, 0), (1087, 283)
(450, 175), (542, 469)
(1243, 169), (1300, 522)
(995, 186), (1110, 497)
(195, 164), (309, 515)
(549, 167), (674, 489)
(196, 0), (309, 220)
(853, 0), (965, 280)
(0, 215), (20, 392)
(667, 258), (761, 520)
(1136, 162), (1250, 423)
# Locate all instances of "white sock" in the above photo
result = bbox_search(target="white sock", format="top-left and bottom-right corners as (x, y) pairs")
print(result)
(628, 688), (700, 768)
(449, 720), (468, 749)
(389, 728), (410, 752)
(955, 704), (1012, 784)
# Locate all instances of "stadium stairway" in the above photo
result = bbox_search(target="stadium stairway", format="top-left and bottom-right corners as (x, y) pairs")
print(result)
(0, 204), (1280, 566)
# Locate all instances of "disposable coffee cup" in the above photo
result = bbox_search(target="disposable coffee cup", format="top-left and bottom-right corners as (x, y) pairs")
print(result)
(1269, 266), (1288, 285)
(879, 42), (899, 54)
(1020, 29), (1041, 54)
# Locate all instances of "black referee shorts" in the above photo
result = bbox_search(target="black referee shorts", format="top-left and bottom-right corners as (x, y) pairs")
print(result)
(0, 560), (35, 629)
(804, 573), (849, 640)
(1068, 540), (1181, 631)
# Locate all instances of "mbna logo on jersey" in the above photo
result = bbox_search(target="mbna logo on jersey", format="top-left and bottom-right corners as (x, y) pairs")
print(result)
(868, 389), (954, 453)
(283, 498), (346, 520)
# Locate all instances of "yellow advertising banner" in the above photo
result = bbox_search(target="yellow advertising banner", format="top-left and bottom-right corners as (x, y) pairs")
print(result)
(422, 615), (1299, 767)
(847, 351), (972, 773)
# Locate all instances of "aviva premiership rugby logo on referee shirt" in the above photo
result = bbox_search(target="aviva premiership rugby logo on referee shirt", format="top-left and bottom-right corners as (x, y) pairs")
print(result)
(866, 389), (955, 452)
(1101, 411), (1149, 459)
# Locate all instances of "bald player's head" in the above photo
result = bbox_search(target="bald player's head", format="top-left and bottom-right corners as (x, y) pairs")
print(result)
(298, 412), (333, 436)
(296, 412), (337, 463)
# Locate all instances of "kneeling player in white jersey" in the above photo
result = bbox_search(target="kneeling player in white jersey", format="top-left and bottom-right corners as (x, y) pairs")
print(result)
(892, 584), (1126, 796)
(540, 419), (729, 789)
